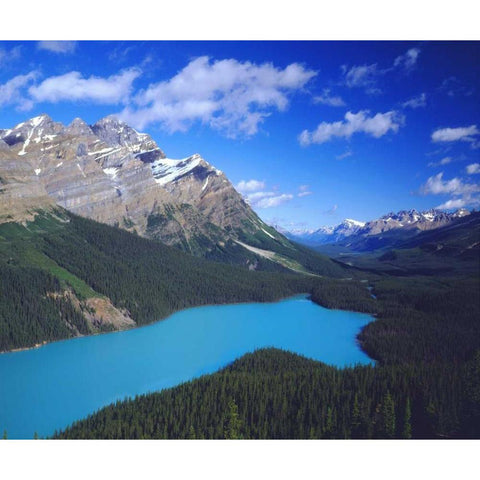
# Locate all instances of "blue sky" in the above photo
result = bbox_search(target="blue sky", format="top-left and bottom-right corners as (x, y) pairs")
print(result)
(1, 40), (479, 230)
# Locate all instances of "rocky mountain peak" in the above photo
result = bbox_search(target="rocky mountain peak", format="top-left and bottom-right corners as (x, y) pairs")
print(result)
(1, 113), (287, 265)
(0, 114), (64, 154)
(66, 118), (94, 137)
(91, 115), (165, 159)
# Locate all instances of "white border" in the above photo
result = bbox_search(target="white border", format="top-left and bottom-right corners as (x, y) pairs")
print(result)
(1, 1), (479, 40)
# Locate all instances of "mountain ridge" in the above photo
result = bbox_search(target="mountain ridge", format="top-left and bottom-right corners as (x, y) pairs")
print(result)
(0, 114), (339, 275)
(283, 208), (472, 249)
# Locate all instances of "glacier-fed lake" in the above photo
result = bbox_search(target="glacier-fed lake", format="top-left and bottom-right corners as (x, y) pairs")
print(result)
(0, 294), (373, 439)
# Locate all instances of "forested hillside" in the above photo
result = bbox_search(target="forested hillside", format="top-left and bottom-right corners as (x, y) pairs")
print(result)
(54, 348), (480, 439)
(54, 230), (480, 439)
(0, 210), (333, 351)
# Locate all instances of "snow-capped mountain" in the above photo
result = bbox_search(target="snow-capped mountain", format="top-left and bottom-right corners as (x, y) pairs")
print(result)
(284, 218), (365, 245)
(0, 114), (288, 263)
(360, 209), (465, 236)
(284, 209), (471, 248)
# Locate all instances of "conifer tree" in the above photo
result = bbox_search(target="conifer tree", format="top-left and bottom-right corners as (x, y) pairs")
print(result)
(402, 398), (412, 439)
(224, 398), (242, 439)
(351, 394), (361, 439)
(382, 392), (396, 439)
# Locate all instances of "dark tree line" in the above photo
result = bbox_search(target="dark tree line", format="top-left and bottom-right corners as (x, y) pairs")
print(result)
(54, 348), (480, 439)
(0, 265), (89, 351)
(0, 212), (320, 351)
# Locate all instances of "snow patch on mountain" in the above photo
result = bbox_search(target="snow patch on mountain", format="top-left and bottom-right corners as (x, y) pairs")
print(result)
(103, 167), (119, 179)
(151, 154), (202, 186)
(344, 219), (366, 227)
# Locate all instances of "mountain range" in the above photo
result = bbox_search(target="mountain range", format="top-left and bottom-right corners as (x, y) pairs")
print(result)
(0, 114), (332, 274)
(283, 208), (472, 251)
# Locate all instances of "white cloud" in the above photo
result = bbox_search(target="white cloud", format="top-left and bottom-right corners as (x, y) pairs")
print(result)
(420, 172), (479, 196)
(336, 149), (353, 160)
(313, 89), (345, 107)
(0, 71), (38, 108)
(236, 179), (295, 209)
(236, 179), (266, 193)
(436, 198), (467, 210)
(342, 47), (421, 93)
(298, 185), (312, 197)
(299, 110), (403, 146)
(431, 125), (480, 143)
(28, 68), (141, 104)
(0, 45), (21, 66)
(466, 163), (480, 175)
(402, 92), (426, 109)
(343, 63), (379, 89)
(428, 156), (452, 167)
(119, 56), (316, 137)
(393, 48), (421, 71)
(37, 41), (77, 54)
(254, 193), (294, 209)
(420, 172), (480, 210)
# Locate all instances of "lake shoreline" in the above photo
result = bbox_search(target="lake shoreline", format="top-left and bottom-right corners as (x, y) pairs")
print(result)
(0, 295), (374, 439)
(0, 292), (316, 356)
(1, 292), (378, 361)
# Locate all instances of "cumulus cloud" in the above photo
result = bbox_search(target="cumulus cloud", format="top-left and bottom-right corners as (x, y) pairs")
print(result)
(466, 163), (480, 175)
(242, 191), (294, 208)
(402, 92), (426, 109)
(236, 179), (266, 193)
(28, 68), (141, 104)
(436, 198), (467, 210)
(37, 41), (77, 54)
(0, 71), (38, 108)
(431, 125), (479, 143)
(420, 171), (480, 210)
(119, 56), (316, 137)
(299, 110), (403, 146)
(254, 193), (294, 208)
(313, 88), (345, 107)
(420, 172), (479, 196)
(236, 179), (295, 209)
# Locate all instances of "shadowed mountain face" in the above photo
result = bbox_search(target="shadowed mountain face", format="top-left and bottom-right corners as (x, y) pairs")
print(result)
(0, 114), (339, 274)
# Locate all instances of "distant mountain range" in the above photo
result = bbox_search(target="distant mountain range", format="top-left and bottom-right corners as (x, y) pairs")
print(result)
(282, 208), (472, 251)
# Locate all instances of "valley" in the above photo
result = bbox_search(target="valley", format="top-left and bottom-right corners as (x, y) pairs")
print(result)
(0, 295), (373, 439)
(1, 114), (479, 440)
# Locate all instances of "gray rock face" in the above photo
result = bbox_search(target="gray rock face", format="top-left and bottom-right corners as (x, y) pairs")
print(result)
(359, 209), (464, 236)
(0, 140), (54, 223)
(66, 118), (94, 137)
(91, 116), (165, 161)
(0, 114), (280, 256)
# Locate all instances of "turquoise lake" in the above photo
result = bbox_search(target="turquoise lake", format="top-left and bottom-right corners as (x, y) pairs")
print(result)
(0, 295), (373, 439)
